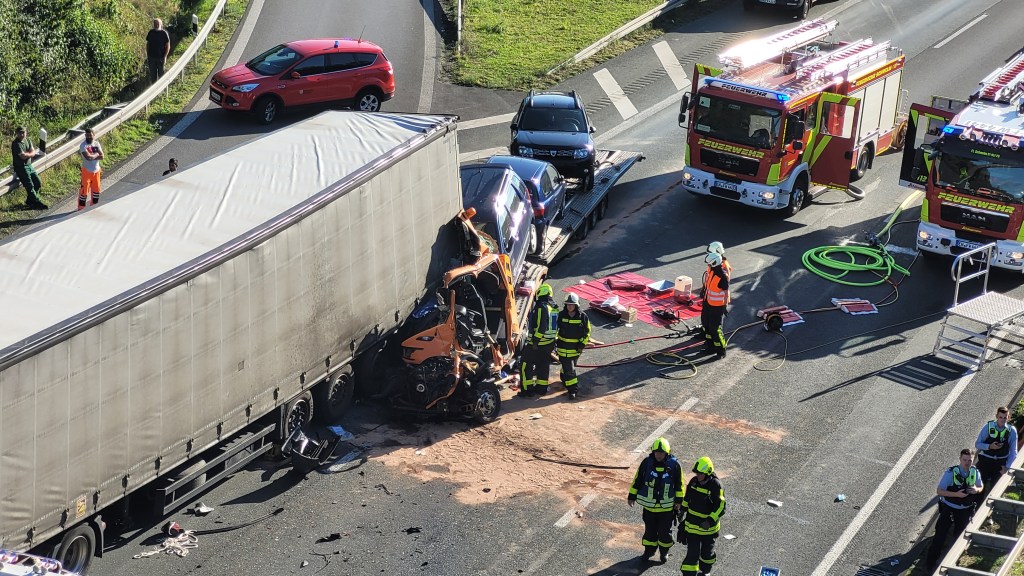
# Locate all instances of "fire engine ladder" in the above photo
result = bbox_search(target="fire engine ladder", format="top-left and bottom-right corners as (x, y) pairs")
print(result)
(978, 50), (1024, 102)
(719, 18), (837, 70)
(794, 39), (891, 82)
(932, 243), (1024, 370)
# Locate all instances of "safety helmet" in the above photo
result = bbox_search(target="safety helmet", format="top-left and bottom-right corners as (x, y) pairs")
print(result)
(693, 456), (714, 475)
(537, 283), (553, 299)
(705, 252), (723, 267)
(706, 241), (725, 255)
(565, 293), (580, 305)
(650, 437), (671, 454)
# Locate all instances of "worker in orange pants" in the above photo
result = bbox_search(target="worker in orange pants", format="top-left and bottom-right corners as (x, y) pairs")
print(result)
(78, 128), (104, 210)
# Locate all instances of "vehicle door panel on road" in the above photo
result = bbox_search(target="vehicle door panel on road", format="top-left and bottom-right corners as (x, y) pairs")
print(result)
(809, 93), (861, 191)
(283, 55), (328, 106)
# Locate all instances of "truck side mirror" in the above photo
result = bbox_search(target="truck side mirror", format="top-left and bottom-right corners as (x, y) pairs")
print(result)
(678, 94), (691, 128)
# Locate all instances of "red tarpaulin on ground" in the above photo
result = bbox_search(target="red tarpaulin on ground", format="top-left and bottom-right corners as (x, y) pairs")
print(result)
(564, 271), (702, 328)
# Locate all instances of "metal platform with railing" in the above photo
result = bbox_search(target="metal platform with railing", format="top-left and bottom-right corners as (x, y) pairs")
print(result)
(932, 243), (1024, 371)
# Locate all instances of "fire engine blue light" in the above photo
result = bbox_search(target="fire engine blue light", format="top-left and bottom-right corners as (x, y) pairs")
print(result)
(943, 125), (956, 134)
(776, 93), (790, 102)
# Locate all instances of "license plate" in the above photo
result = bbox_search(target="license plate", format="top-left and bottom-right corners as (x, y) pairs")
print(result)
(761, 0), (775, 4)
(209, 89), (222, 103)
(955, 239), (984, 250)
(715, 180), (738, 192)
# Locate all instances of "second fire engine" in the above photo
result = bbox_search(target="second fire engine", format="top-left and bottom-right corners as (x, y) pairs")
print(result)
(678, 19), (908, 216)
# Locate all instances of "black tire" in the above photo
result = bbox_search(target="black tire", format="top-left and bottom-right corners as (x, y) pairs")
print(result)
(797, 0), (809, 19)
(596, 196), (609, 220)
(254, 95), (279, 125)
(281, 391), (314, 441)
(783, 177), (808, 218)
(573, 216), (590, 241)
(588, 209), (599, 231)
(355, 88), (383, 112)
(891, 122), (908, 152)
(313, 365), (355, 423)
(852, 145), (871, 181)
(54, 524), (96, 575)
(168, 458), (208, 495)
(583, 170), (595, 192)
(471, 380), (501, 423)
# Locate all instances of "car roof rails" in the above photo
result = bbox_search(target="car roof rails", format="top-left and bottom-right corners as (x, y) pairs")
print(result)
(527, 89), (537, 107)
(569, 89), (583, 109)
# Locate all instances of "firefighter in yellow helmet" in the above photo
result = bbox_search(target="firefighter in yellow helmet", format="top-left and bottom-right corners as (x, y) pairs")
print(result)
(628, 437), (685, 563)
(518, 283), (559, 398)
(677, 456), (725, 576)
(555, 292), (591, 399)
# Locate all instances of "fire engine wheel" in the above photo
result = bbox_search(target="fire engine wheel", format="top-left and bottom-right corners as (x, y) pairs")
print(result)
(783, 178), (808, 218)
(54, 524), (96, 574)
(313, 365), (355, 423)
(892, 122), (908, 152)
(852, 146), (871, 181)
(471, 381), (501, 423)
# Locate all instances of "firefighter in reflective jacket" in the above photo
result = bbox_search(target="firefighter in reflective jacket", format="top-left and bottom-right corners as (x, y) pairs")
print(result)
(519, 283), (559, 398)
(701, 253), (730, 359)
(628, 437), (685, 563)
(556, 293), (591, 400)
(677, 457), (725, 576)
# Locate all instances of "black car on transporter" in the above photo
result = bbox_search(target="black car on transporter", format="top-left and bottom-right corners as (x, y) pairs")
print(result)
(509, 90), (597, 191)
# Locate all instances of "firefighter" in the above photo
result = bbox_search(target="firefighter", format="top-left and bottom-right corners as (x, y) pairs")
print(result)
(555, 293), (591, 399)
(677, 457), (725, 576)
(628, 437), (684, 563)
(701, 252), (729, 359)
(705, 242), (733, 279)
(925, 449), (983, 570)
(518, 283), (559, 398)
(974, 406), (1017, 499)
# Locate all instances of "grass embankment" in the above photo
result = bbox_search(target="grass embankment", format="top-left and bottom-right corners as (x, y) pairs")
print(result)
(443, 0), (720, 91)
(0, 0), (246, 238)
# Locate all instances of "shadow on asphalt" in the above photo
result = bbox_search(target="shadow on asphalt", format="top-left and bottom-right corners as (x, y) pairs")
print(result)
(798, 355), (966, 402)
(588, 556), (663, 575)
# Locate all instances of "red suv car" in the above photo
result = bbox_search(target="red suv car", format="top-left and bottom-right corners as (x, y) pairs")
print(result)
(209, 39), (395, 124)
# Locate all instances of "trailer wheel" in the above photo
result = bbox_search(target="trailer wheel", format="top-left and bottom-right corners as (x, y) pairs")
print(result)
(54, 524), (96, 574)
(313, 365), (355, 423)
(282, 391), (314, 440)
(596, 196), (609, 220)
(573, 216), (590, 241)
(471, 381), (501, 424)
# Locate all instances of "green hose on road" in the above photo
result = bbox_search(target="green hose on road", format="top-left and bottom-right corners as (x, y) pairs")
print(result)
(801, 190), (923, 287)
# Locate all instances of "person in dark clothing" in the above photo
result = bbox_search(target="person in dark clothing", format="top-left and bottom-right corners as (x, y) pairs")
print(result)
(628, 437), (685, 563)
(555, 293), (591, 399)
(10, 127), (47, 210)
(678, 457), (726, 576)
(163, 158), (178, 176)
(518, 283), (559, 398)
(926, 448), (983, 570)
(146, 18), (171, 83)
(701, 252), (730, 359)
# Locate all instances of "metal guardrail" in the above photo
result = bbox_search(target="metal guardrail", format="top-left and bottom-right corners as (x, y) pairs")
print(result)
(546, 0), (688, 75)
(938, 449), (1024, 575)
(0, 0), (228, 199)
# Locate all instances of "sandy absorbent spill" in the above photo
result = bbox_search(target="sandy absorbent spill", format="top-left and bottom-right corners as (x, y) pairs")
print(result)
(356, 391), (635, 505)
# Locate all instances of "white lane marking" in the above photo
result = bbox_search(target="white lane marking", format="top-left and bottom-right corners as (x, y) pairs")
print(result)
(553, 396), (699, 528)
(933, 14), (987, 49)
(810, 368), (978, 575)
(102, 0), (266, 187)
(460, 113), (515, 130)
(418, 0), (436, 113)
(458, 146), (508, 164)
(593, 68), (638, 120)
(596, 89), (680, 145)
(749, 258), (765, 292)
(653, 41), (688, 91)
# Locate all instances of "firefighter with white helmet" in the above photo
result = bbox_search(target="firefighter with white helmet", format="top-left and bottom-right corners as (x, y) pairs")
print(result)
(555, 292), (591, 399)
(701, 252), (730, 359)
(628, 437), (685, 563)
(705, 241), (733, 279)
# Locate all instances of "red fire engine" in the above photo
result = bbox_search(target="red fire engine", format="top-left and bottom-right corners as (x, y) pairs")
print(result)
(678, 19), (908, 216)
(899, 50), (1024, 271)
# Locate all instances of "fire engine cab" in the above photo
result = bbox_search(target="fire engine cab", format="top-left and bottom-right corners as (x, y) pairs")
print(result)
(899, 51), (1024, 271)
(678, 19), (908, 216)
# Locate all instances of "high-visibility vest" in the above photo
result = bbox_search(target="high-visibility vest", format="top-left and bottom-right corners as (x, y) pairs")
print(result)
(982, 422), (1011, 459)
(681, 475), (725, 535)
(629, 456), (684, 512)
(703, 267), (728, 307)
(531, 302), (558, 345)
